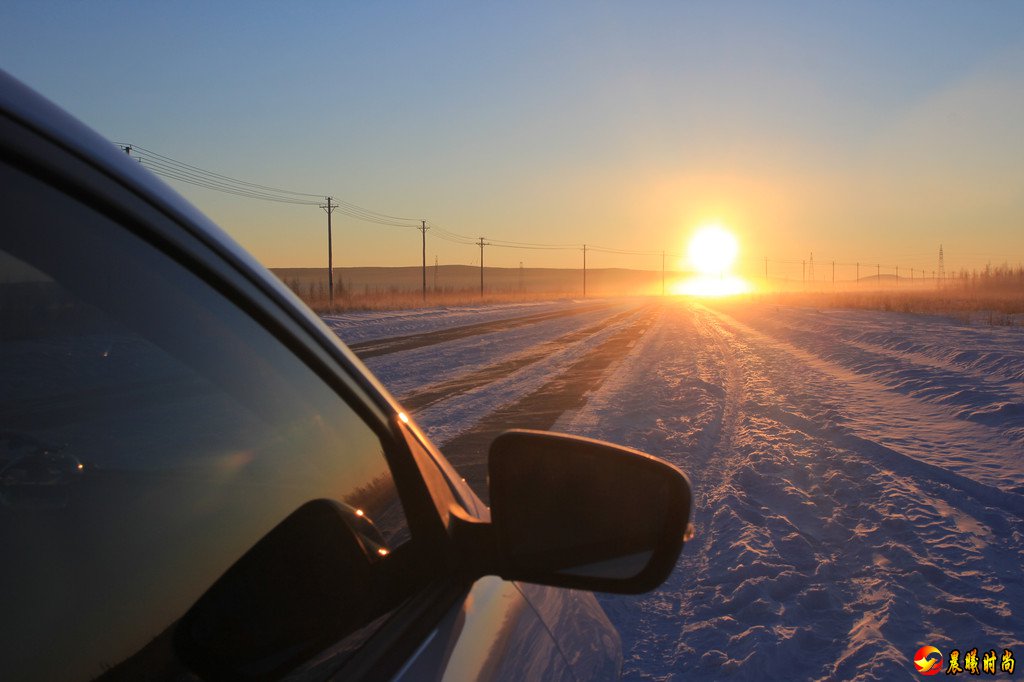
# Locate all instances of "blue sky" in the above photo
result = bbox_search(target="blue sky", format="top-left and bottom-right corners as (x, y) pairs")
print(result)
(3, 1), (1023, 276)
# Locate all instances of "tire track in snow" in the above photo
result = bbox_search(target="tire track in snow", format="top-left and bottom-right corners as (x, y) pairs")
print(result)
(615, 303), (752, 680)
(347, 301), (614, 358)
(691, 305), (745, 472)
(360, 302), (642, 400)
(430, 304), (660, 502)
(398, 307), (640, 413)
(549, 301), (745, 679)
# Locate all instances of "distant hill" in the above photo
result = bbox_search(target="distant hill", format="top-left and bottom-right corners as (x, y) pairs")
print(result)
(271, 265), (676, 297)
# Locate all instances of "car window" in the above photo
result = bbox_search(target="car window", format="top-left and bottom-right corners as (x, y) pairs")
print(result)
(0, 161), (413, 682)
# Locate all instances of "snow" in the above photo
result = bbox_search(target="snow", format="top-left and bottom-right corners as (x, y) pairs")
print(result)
(326, 298), (1024, 681)
(351, 299), (646, 445)
(321, 299), (585, 345)
(357, 301), (635, 404)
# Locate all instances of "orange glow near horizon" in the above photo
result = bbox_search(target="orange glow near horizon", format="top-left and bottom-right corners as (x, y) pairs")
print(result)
(675, 224), (751, 297)
(673, 274), (751, 297)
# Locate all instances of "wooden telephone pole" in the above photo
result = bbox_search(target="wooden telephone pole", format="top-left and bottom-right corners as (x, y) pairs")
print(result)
(320, 197), (337, 303)
(419, 220), (429, 301)
(583, 244), (587, 298)
(477, 237), (488, 297)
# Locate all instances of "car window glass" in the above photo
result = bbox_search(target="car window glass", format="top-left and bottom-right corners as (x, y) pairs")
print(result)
(0, 162), (411, 682)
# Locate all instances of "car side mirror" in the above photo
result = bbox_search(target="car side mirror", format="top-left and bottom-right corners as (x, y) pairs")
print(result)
(471, 430), (693, 594)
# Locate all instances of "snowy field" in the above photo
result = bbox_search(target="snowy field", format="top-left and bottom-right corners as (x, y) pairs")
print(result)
(325, 298), (1024, 681)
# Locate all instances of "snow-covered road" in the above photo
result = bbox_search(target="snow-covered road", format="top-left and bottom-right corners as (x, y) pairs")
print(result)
(327, 298), (1024, 681)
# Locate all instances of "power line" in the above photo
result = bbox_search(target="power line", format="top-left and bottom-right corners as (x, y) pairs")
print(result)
(487, 240), (577, 248)
(119, 142), (691, 278)
(118, 142), (421, 226)
(133, 157), (322, 205)
(431, 227), (478, 246)
(119, 144), (324, 200)
(487, 237), (580, 248)
(334, 198), (421, 225)
(590, 244), (681, 258)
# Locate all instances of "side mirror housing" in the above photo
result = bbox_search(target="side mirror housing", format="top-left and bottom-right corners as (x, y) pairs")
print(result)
(174, 499), (397, 680)
(471, 430), (693, 594)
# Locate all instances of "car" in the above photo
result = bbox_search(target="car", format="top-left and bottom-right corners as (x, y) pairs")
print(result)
(0, 69), (693, 682)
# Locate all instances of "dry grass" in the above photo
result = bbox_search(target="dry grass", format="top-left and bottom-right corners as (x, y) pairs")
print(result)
(753, 287), (1024, 326)
(272, 265), (664, 312)
(294, 287), (583, 313)
(744, 264), (1024, 325)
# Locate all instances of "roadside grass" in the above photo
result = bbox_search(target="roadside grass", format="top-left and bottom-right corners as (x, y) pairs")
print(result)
(271, 265), (666, 312)
(292, 287), (578, 313)
(752, 287), (1024, 326)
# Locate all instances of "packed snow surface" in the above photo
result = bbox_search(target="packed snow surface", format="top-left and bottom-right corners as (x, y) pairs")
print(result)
(322, 299), (582, 345)
(327, 298), (1024, 681)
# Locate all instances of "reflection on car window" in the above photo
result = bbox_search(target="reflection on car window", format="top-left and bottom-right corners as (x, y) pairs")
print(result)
(0, 163), (410, 682)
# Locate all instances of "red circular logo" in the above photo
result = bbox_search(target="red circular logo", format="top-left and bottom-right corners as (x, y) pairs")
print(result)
(914, 646), (943, 676)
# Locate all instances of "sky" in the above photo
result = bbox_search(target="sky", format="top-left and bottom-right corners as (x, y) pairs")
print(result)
(3, 1), (1024, 279)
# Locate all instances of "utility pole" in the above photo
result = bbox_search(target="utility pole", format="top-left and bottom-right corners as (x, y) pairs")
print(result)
(938, 244), (946, 284)
(320, 197), (337, 304)
(583, 244), (588, 298)
(477, 237), (488, 297)
(419, 220), (429, 301)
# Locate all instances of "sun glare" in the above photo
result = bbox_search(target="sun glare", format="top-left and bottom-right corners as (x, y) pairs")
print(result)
(688, 225), (738, 275)
(673, 275), (750, 296)
(675, 224), (750, 297)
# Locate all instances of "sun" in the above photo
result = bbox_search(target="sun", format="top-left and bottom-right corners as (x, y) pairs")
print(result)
(672, 224), (750, 297)
(687, 224), (738, 275)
